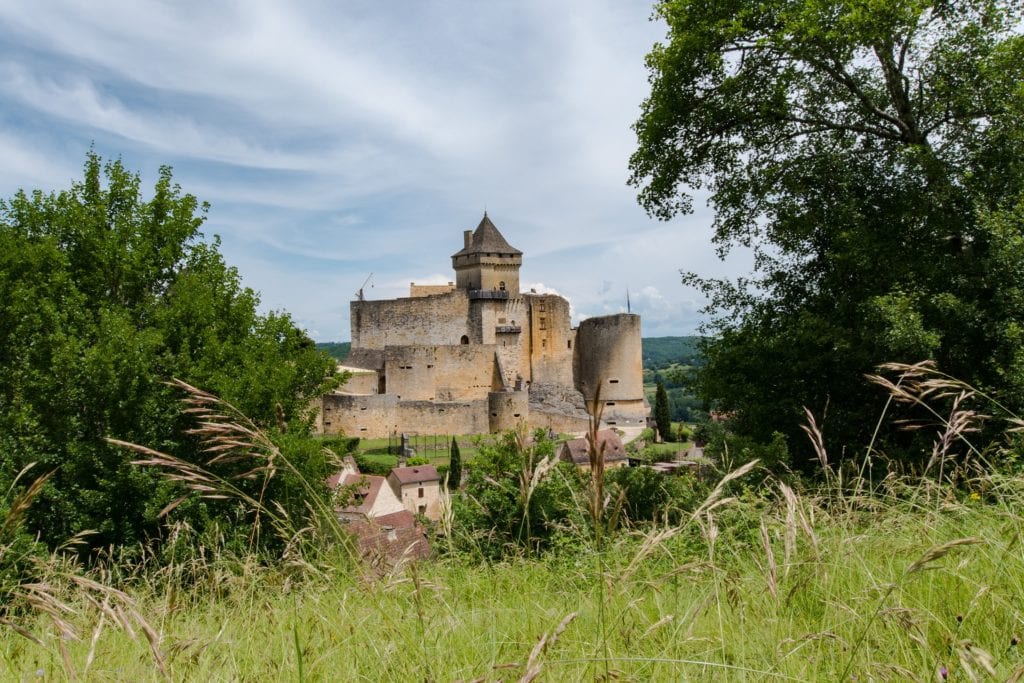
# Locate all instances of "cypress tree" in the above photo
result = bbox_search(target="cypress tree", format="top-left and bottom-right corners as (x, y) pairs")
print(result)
(654, 381), (672, 443)
(449, 437), (462, 489)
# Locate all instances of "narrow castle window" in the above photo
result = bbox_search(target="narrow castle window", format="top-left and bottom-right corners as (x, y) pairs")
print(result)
(609, 379), (620, 384)
(460, 335), (469, 345)
(567, 340), (572, 349)
(499, 281), (506, 291)
(539, 317), (546, 330)
(538, 303), (546, 312)
(541, 339), (547, 349)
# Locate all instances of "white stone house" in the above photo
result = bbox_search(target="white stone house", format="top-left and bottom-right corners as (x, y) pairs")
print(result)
(387, 465), (442, 520)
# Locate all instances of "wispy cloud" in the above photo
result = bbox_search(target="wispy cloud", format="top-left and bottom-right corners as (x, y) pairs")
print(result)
(0, 1), (744, 341)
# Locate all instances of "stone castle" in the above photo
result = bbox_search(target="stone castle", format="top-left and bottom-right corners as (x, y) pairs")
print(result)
(318, 214), (647, 438)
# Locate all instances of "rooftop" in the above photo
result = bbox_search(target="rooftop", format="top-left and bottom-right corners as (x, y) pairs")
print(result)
(390, 465), (441, 485)
(558, 430), (628, 465)
(332, 473), (389, 515)
(452, 213), (522, 258)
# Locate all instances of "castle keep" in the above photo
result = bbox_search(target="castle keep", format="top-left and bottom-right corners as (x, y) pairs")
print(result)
(319, 214), (647, 438)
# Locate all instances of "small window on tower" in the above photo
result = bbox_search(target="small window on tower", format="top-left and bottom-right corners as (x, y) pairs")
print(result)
(499, 281), (506, 291)
(539, 317), (547, 330)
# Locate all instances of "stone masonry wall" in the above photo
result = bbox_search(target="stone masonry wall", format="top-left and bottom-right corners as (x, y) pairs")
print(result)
(526, 293), (574, 387)
(321, 393), (489, 438)
(352, 290), (471, 350)
(385, 345), (501, 402)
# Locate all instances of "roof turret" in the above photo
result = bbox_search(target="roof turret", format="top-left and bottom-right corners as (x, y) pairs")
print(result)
(452, 213), (522, 258)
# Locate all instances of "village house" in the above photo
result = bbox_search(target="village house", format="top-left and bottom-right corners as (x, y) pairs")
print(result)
(387, 465), (442, 519)
(557, 430), (630, 470)
(327, 457), (434, 564)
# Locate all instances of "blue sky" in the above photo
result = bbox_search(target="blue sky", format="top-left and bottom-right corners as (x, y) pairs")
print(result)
(0, 1), (747, 340)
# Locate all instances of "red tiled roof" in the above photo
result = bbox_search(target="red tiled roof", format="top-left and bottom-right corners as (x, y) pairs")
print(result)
(558, 430), (628, 465)
(344, 514), (431, 566)
(370, 510), (418, 528)
(334, 473), (388, 515)
(389, 465), (440, 485)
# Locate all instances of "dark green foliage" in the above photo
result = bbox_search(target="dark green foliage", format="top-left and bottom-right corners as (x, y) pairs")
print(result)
(353, 455), (394, 477)
(452, 431), (584, 557)
(631, 1), (1024, 467)
(654, 381), (673, 442)
(606, 466), (705, 525)
(449, 438), (462, 489)
(698, 421), (792, 475)
(319, 436), (360, 455)
(315, 342), (351, 361)
(0, 153), (339, 553)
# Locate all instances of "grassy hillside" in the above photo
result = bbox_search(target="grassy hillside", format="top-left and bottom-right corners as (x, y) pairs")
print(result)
(5, 473), (1020, 680)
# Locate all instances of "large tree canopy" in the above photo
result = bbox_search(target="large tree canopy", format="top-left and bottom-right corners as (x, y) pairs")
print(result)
(630, 1), (1024, 466)
(0, 153), (339, 550)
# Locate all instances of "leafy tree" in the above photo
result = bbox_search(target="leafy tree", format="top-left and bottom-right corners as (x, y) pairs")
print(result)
(451, 430), (582, 557)
(654, 381), (673, 442)
(448, 438), (462, 489)
(630, 1), (1024, 466)
(0, 153), (339, 552)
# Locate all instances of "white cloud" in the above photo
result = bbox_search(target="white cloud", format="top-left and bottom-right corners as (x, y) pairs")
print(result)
(0, 1), (751, 341)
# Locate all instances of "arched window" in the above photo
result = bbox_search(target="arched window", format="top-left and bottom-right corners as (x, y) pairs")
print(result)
(460, 335), (469, 345)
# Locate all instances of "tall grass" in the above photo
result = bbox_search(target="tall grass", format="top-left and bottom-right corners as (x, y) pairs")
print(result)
(3, 469), (1023, 680)
(3, 367), (1024, 680)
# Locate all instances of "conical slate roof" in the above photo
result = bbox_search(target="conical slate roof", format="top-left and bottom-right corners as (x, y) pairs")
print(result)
(452, 213), (522, 257)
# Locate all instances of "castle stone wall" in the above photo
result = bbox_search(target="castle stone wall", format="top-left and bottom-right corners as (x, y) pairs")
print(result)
(528, 407), (591, 435)
(527, 294), (574, 387)
(337, 368), (379, 395)
(322, 393), (488, 438)
(384, 345), (502, 402)
(398, 400), (488, 436)
(325, 217), (649, 439)
(352, 290), (470, 350)
(322, 393), (398, 437)
(409, 282), (455, 297)
(488, 390), (529, 432)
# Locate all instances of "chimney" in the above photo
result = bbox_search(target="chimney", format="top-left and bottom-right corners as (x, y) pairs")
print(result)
(463, 230), (473, 249)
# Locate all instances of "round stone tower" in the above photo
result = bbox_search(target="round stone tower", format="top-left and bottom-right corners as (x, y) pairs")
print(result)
(573, 313), (647, 426)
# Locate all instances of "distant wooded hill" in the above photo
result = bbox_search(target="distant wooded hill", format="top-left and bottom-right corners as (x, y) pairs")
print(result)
(316, 336), (703, 371)
(641, 336), (703, 370)
(316, 342), (351, 360)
